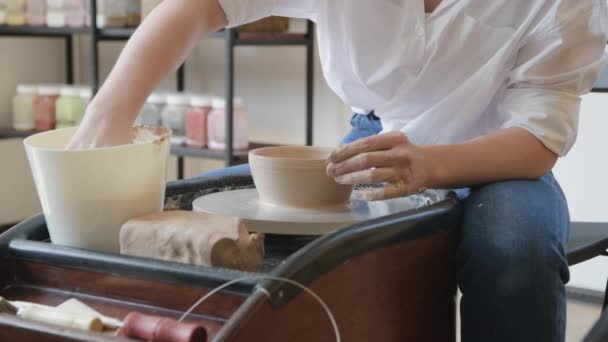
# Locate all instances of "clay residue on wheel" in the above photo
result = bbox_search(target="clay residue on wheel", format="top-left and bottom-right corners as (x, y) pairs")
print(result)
(131, 125), (171, 146)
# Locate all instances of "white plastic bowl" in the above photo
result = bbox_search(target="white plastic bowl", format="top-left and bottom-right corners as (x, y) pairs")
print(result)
(23, 126), (170, 253)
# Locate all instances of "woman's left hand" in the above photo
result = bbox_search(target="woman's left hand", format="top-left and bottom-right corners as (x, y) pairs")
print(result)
(326, 132), (433, 201)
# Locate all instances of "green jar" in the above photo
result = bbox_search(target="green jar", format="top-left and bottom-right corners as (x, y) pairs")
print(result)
(56, 86), (84, 129)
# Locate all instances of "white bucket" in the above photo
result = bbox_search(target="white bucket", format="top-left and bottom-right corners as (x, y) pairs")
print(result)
(23, 126), (170, 253)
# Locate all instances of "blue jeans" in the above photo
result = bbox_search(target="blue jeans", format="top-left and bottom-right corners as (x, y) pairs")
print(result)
(198, 113), (570, 342)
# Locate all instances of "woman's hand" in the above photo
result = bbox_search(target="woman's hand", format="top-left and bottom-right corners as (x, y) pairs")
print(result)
(65, 106), (133, 150)
(326, 132), (434, 201)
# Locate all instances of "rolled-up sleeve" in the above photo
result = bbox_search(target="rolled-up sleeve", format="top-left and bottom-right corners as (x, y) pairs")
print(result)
(498, 3), (608, 156)
(218, 0), (317, 28)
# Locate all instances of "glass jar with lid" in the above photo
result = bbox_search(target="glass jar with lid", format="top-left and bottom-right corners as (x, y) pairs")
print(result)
(137, 93), (165, 126)
(125, 0), (140, 26)
(34, 84), (61, 131)
(161, 93), (190, 143)
(65, 0), (86, 27)
(0, 1), (6, 25)
(12, 84), (37, 131)
(71, 87), (92, 124)
(46, 0), (67, 27)
(96, 0), (127, 27)
(26, 0), (45, 25)
(207, 97), (249, 151)
(185, 95), (212, 148)
(6, 0), (26, 26)
(56, 85), (82, 129)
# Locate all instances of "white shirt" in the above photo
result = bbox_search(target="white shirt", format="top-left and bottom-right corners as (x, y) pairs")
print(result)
(218, 0), (608, 156)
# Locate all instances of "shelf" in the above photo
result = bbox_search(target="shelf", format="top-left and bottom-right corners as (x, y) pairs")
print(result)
(0, 25), (88, 36)
(0, 25), (311, 46)
(0, 128), (276, 161)
(0, 127), (38, 139)
(170, 142), (276, 161)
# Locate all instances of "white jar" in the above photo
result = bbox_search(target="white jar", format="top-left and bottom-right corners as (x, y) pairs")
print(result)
(46, 0), (66, 27)
(13, 84), (37, 131)
(161, 93), (190, 142)
(207, 97), (249, 151)
(0, 0), (6, 25)
(137, 93), (165, 126)
(125, 0), (139, 26)
(6, 0), (26, 25)
(96, 0), (126, 27)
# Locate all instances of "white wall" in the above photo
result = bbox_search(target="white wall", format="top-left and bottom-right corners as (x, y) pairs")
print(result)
(554, 92), (608, 292)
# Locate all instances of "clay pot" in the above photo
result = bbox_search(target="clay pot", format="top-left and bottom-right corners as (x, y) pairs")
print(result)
(249, 146), (354, 208)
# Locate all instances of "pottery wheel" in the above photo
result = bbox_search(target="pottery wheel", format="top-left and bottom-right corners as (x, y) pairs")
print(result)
(192, 188), (445, 235)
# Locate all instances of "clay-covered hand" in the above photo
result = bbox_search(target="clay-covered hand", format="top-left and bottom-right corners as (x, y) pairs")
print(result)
(326, 132), (432, 201)
(65, 109), (133, 150)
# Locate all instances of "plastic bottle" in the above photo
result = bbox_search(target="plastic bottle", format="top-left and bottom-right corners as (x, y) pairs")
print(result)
(6, 0), (26, 26)
(137, 93), (165, 126)
(26, 0), (45, 25)
(0, 1), (7, 25)
(46, 0), (67, 27)
(161, 93), (189, 143)
(125, 0), (139, 26)
(12, 84), (37, 131)
(65, 0), (86, 27)
(75, 87), (92, 122)
(96, 0), (126, 27)
(34, 84), (61, 131)
(207, 97), (249, 151)
(185, 95), (212, 148)
(56, 85), (83, 129)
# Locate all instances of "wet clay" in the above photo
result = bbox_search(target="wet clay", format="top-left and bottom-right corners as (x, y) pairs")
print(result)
(131, 125), (171, 146)
(119, 211), (265, 272)
(249, 146), (354, 209)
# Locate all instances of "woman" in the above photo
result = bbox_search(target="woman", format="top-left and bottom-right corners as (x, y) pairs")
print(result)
(68, 0), (608, 341)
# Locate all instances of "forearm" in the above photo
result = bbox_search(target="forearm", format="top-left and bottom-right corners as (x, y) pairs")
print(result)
(86, 0), (226, 127)
(426, 127), (558, 189)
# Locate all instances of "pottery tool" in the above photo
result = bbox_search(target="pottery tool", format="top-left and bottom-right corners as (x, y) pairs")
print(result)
(1, 297), (103, 332)
(3, 297), (207, 342)
(119, 210), (265, 272)
(193, 188), (442, 235)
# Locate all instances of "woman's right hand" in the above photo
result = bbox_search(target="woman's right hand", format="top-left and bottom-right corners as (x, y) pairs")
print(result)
(65, 107), (133, 150)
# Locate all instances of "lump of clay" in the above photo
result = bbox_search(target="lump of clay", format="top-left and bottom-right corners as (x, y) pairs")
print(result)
(119, 211), (264, 272)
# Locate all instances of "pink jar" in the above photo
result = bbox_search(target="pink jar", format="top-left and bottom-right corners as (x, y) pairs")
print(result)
(34, 85), (60, 131)
(65, 0), (86, 27)
(207, 97), (248, 151)
(185, 95), (212, 148)
(26, 0), (45, 25)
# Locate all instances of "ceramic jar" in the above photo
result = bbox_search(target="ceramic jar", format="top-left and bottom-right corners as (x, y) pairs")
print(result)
(13, 84), (37, 131)
(137, 93), (165, 126)
(185, 95), (212, 148)
(207, 97), (248, 150)
(34, 84), (60, 131)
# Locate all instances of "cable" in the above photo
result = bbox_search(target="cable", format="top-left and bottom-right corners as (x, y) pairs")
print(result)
(178, 275), (340, 342)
